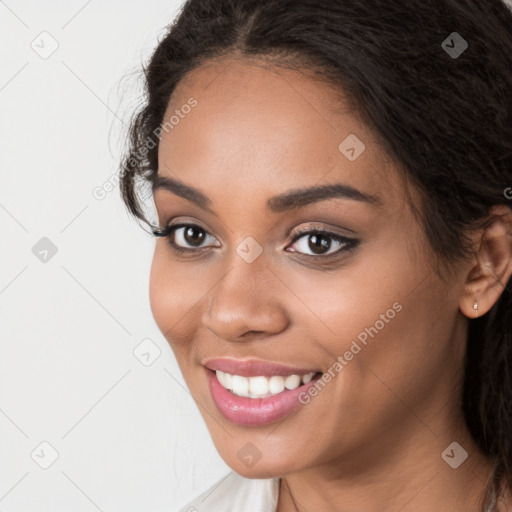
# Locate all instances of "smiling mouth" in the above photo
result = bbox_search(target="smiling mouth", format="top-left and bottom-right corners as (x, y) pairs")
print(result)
(208, 368), (323, 399)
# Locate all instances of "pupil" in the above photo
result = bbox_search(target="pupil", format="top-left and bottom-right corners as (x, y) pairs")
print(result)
(185, 227), (205, 246)
(309, 234), (330, 254)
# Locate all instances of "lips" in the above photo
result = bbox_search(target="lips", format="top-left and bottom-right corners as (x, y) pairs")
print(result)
(205, 366), (323, 426)
(202, 357), (320, 377)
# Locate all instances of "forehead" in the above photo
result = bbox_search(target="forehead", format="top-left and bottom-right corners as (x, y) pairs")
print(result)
(157, 56), (402, 209)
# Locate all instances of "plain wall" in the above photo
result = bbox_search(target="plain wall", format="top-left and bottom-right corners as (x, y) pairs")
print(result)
(0, 2), (228, 511)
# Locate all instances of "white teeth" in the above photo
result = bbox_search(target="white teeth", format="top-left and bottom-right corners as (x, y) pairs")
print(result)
(284, 374), (301, 390)
(268, 376), (285, 394)
(216, 370), (227, 388)
(231, 374), (249, 397)
(302, 372), (315, 384)
(215, 370), (317, 398)
(249, 376), (269, 395)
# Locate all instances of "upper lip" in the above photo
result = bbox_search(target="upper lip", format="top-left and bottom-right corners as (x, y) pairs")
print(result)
(202, 357), (320, 377)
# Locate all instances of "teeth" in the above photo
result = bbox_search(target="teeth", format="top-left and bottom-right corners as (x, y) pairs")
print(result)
(231, 375), (249, 397)
(302, 372), (314, 384)
(215, 370), (317, 398)
(249, 376), (268, 395)
(268, 375), (285, 394)
(284, 374), (301, 390)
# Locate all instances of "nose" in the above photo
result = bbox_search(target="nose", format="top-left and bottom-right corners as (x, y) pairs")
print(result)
(201, 255), (289, 342)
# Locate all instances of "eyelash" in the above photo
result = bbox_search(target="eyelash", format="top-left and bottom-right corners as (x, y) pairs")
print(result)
(152, 222), (359, 260)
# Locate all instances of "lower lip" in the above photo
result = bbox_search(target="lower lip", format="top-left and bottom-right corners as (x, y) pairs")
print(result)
(206, 368), (322, 427)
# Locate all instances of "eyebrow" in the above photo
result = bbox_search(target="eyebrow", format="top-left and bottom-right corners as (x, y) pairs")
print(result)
(152, 174), (383, 213)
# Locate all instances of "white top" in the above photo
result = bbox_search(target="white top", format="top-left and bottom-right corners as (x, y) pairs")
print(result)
(177, 470), (280, 512)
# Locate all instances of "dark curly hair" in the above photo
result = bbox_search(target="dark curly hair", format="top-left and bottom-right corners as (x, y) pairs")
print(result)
(118, 1), (512, 509)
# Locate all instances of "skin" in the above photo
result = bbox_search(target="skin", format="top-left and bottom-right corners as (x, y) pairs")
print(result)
(149, 56), (512, 511)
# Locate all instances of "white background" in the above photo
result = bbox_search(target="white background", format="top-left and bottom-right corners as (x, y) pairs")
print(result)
(1, 1), (512, 511)
(0, 1), (228, 511)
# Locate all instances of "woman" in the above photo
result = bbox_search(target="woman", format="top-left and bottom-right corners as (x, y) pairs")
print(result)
(119, 0), (512, 510)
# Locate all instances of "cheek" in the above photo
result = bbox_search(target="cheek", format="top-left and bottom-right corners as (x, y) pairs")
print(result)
(148, 245), (206, 348)
(282, 251), (406, 344)
(313, 257), (454, 434)
(287, 243), (450, 398)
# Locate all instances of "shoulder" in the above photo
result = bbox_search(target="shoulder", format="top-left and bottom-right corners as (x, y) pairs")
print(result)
(176, 470), (280, 512)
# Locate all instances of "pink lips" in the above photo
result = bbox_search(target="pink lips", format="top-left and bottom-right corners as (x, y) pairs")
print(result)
(203, 358), (322, 427)
(203, 357), (319, 377)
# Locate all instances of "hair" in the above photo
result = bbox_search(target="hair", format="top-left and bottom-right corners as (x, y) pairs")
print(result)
(118, 0), (512, 509)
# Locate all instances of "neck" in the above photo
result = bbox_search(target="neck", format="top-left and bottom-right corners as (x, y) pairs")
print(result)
(276, 416), (495, 512)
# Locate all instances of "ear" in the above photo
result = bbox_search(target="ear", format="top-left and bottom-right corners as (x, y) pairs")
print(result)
(460, 205), (512, 319)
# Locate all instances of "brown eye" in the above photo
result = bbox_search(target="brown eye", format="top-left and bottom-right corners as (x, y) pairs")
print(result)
(305, 233), (332, 255)
(181, 226), (206, 247)
(155, 222), (221, 254)
(287, 229), (358, 258)
(170, 224), (218, 249)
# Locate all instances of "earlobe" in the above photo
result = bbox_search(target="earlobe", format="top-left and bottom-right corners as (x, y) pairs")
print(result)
(472, 297), (479, 318)
(459, 205), (512, 319)
(460, 286), (483, 319)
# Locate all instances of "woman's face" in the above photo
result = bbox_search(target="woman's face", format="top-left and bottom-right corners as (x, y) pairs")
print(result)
(150, 57), (471, 478)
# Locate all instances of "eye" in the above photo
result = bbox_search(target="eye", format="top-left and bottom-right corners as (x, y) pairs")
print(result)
(152, 221), (359, 260)
(286, 228), (358, 258)
(153, 222), (219, 253)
